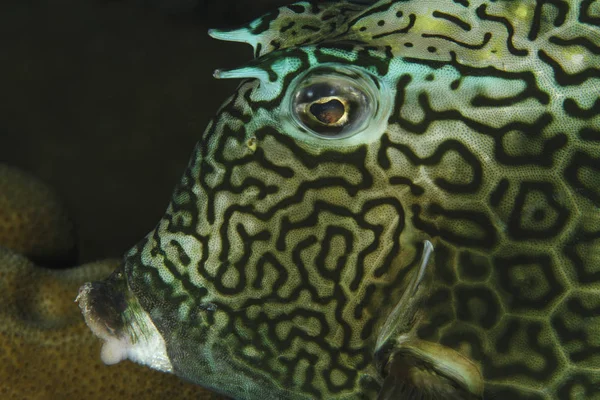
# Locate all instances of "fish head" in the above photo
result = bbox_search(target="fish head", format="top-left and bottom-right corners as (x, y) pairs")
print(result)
(78, 11), (446, 396)
(78, 0), (600, 398)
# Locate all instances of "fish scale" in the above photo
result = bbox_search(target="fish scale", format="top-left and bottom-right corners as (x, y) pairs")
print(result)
(78, 1), (600, 399)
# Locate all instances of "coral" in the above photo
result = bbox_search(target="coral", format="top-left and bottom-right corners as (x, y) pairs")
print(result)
(0, 164), (76, 267)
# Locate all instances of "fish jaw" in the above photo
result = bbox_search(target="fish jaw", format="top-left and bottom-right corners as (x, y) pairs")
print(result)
(76, 266), (173, 373)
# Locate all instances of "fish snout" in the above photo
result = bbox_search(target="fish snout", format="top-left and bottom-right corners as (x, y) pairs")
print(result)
(76, 269), (173, 372)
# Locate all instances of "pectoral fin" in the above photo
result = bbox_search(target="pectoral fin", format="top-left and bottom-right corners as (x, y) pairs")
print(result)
(377, 339), (483, 400)
(375, 240), (483, 399)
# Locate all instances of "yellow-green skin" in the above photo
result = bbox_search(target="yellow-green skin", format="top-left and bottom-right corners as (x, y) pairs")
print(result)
(80, 1), (600, 399)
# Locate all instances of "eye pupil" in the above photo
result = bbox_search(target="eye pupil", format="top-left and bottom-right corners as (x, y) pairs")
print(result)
(287, 66), (378, 140)
(309, 99), (345, 125)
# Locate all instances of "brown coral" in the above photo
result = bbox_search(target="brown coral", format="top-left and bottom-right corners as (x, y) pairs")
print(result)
(0, 164), (76, 267)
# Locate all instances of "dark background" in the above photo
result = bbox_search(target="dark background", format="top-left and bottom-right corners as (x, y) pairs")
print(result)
(0, 0), (294, 264)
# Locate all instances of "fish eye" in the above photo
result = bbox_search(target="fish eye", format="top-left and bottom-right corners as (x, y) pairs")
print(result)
(288, 66), (378, 140)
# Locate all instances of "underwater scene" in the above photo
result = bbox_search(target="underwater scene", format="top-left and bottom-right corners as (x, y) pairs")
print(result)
(1, 0), (599, 399)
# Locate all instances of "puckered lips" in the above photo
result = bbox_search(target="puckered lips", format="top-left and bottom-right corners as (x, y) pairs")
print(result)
(76, 267), (173, 372)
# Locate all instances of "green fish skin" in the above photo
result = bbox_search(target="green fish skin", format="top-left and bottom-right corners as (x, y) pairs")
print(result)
(78, 1), (600, 399)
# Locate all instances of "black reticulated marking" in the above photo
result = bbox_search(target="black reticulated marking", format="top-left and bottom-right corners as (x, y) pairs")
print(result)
(314, 44), (393, 76)
(168, 168), (202, 236)
(566, 295), (600, 318)
(127, 241), (208, 330)
(315, 226), (354, 281)
(549, 35), (600, 54)
(273, 197), (404, 295)
(421, 31), (492, 50)
(380, 138), (482, 194)
(346, 1), (394, 28)
(170, 240), (191, 267)
(372, 14), (416, 39)
(386, 74), (557, 167)
(470, 85), (550, 106)
(563, 227), (600, 284)
(148, 229), (208, 305)
(453, 0), (469, 7)
(440, 329), (485, 361)
(555, 296), (600, 364)
(551, 292), (600, 367)
(455, 284), (500, 329)
(412, 204), (497, 249)
(485, 387), (545, 400)
(301, 24), (321, 33)
(353, 283), (376, 319)
(556, 373), (600, 399)
(494, 253), (564, 311)
(458, 250), (491, 282)
(214, 222), (271, 295)
(485, 319), (559, 381)
(529, 0), (569, 41)
(507, 181), (570, 240)
(495, 318), (520, 354)
(579, 127), (600, 141)
(417, 294), (453, 339)
(563, 97), (600, 119)
(251, 9), (281, 35)
(255, 126), (370, 173)
(280, 21), (295, 33)
(287, 4), (305, 14)
(432, 10), (471, 31)
(252, 252), (288, 290)
(580, 0), (600, 26)
(433, 242), (458, 285)
(230, 289), (367, 395)
(564, 151), (600, 206)
(474, 5), (526, 56)
(254, 149), (295, 179)
(489, 178), (509, 208)
(538, 49), (600, 86)
(388, 176), (425, 196)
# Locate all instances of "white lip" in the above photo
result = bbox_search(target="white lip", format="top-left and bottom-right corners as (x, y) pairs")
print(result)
(76, 282), (173, 373)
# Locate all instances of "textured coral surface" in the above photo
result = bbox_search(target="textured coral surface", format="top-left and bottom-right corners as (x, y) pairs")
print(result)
(0, 165), (76, 267)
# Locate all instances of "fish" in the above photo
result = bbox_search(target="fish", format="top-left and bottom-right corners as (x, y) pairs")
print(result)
(77, 0), (600, 399)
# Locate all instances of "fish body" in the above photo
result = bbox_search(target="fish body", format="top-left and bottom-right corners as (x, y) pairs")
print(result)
(79, 1), (600, 399)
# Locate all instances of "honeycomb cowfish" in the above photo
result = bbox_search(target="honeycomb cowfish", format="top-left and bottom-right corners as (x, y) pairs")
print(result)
(77, 0), (600, 398)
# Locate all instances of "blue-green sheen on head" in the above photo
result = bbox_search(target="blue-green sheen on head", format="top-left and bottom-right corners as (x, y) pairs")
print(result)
(79, 1), (600, 399)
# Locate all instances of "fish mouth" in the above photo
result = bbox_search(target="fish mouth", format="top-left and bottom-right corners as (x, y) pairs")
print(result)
(76, 266), (173, 372)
